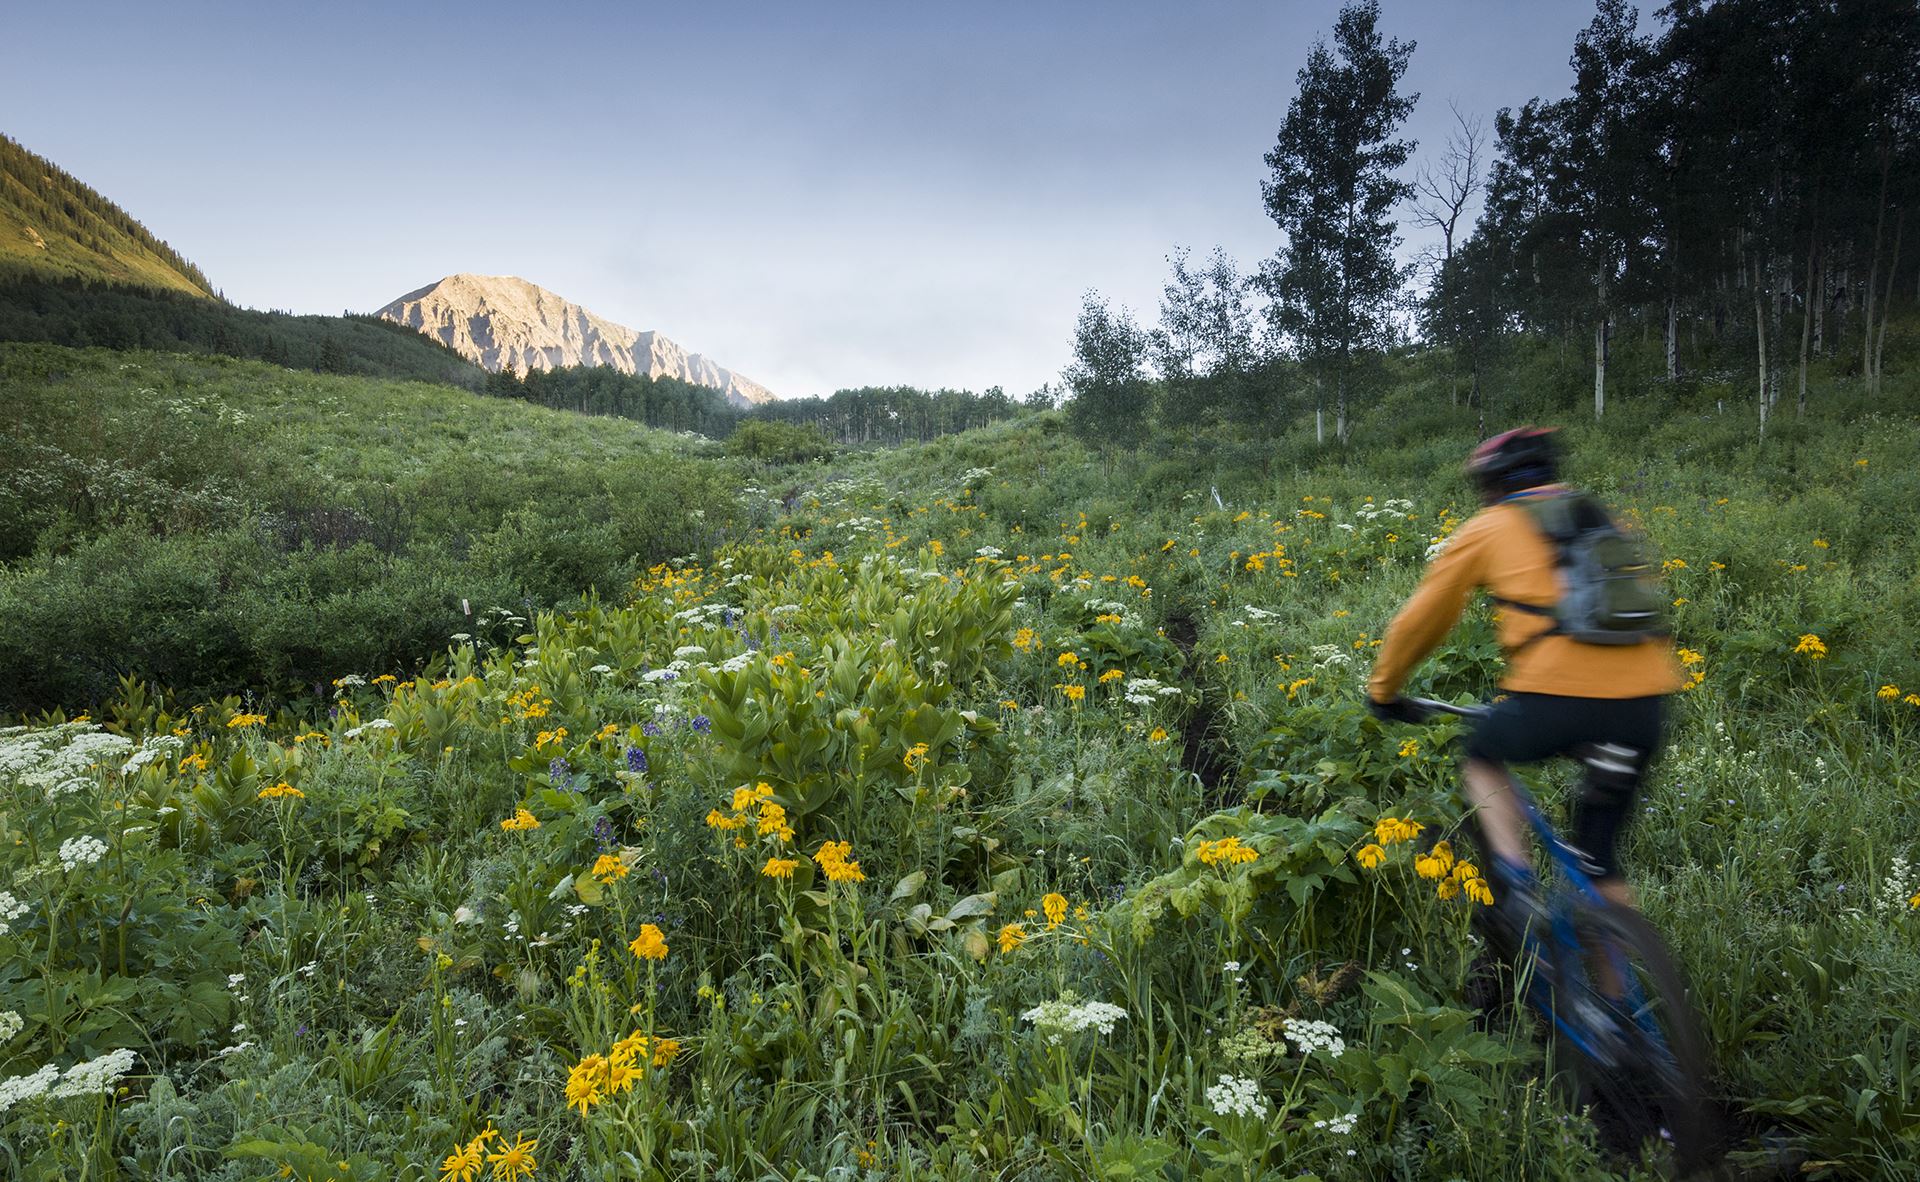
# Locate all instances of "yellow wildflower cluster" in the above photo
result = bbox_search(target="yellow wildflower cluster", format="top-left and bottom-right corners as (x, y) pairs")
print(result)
(1678, 648), (1705, 691)
(1793, 633), (1828, 660)
(534, 727), (568, 750)
(812, 840), (866, 884)
(178, 752), (208, 773)
(761, 856), (800, 879)
(1012, 627), (1037, 651)
(903, 742), (931, 773)
(504, 685), (552, 722)
(1195, 836), (1258, 867)
(1042, 892), (1068, 929)
(257, 781), (304, 802)
(628, 923), (669, 961)
(996, 922), (1026, 953)
(564, 1030), (683, 1117)
(500, 808), (540, 832)
(1056, 683), (1087, 703)
(1397, 738), (1419, 758)
(1374, 816), (1425, 845)
(439, 1127), (538, 1182)
(706, 782), (793, 846)
(227, 713), (267, 729)
(590, 853), (631, 884)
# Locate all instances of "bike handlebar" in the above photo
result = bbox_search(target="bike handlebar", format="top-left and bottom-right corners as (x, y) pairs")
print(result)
(1405, 697), (1491, 722)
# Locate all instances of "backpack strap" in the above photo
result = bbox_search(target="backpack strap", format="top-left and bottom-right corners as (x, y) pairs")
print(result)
(1488, 490), (1581, 657)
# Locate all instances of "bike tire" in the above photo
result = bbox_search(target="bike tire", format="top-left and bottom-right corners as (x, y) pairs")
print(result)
(1556, 903), (1724, 1176)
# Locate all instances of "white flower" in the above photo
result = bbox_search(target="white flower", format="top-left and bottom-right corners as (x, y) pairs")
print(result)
(0, 892), (27, 937)
(0, 1064), (59, 1112)
(453, 906), (477, 925)
(0, 1011), (21, 1042)
(588, 664), (613, 675)
(1282, 1017), (1346, 1059)
(215, 1041), (254, 1057)
(1020, 996), (1129, 1045)
(343, 719), (396, 740)
(1204, 1074), (1269, 1120)
(719, 652), (756, 673)
(225, 973), (246, 989)
(58, 835), (109, 871)
(47, 1048), (137, 1099)
(1312, 1111), (1359, 1136)
(1222, 960), (1242, 974)
(673, 645), (708, 659)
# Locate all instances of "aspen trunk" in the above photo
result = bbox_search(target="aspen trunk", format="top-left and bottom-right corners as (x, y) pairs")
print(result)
(1799, 238), (1817, 416)
(1336, 364), (1348, 443)
(1875, 208), (1904, 395)
(1754, 258), (1770, 434)
(1594, 316), (1608, 419)
(1864, 151), (1889, 384)
(1665, 294), (1679, 380)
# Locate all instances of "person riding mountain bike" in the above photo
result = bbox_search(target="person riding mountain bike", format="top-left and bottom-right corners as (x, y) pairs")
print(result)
(1365, 427), (1685, 945)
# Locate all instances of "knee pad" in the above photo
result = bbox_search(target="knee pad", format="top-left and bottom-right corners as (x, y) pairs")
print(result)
(1578, 741), (1643, 808)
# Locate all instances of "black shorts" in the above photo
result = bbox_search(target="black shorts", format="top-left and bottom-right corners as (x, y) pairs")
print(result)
(1463, 692), (1666, 880)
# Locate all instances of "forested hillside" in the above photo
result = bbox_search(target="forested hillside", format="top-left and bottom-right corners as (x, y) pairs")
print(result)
(0, 133), (213, 295)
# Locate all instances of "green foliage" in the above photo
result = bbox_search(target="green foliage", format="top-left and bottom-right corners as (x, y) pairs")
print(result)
(725, 418), (835, 464)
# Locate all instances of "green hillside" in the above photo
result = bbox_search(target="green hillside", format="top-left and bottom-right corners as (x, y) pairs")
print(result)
(0, 133), (213, 295)
(2, 328), (1917, 1178)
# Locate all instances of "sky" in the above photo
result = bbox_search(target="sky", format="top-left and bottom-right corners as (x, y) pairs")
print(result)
(7, 1), (1639, 400)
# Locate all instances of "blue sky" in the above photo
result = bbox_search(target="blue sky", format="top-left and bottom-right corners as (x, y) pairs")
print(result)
(8, 1), (1636, 398)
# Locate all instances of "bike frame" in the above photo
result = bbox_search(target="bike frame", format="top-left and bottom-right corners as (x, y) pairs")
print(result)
(1409, 698), (1658, 1063)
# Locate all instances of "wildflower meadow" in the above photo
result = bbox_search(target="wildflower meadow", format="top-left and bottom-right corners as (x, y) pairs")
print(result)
(2, 343), (1919, 1180)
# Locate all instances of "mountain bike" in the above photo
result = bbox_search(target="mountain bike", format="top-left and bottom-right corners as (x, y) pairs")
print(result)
(1400, 697), (1725, 1175)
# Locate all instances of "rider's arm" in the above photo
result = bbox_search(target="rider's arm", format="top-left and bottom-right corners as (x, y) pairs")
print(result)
(1367, 511), (1492, 701)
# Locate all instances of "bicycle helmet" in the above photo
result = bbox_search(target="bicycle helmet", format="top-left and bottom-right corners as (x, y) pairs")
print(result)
(1467, 426), (1560, 500)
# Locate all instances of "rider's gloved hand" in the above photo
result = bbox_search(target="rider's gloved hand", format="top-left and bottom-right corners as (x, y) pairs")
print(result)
(1366, 695), (1427, 724)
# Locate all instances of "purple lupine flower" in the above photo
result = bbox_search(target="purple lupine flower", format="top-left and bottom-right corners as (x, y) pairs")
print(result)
(690, 715), (712, 735)
(642, 721), (661, 738)
(625, 746), (648, 774)
(591, 816), (615, 848)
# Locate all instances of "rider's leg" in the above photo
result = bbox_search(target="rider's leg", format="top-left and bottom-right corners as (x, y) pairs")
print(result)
(1461, 757), (1531, 868)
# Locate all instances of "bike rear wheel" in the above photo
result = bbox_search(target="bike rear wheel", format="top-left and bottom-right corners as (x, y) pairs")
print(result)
(1556, 903), (1723, 1175)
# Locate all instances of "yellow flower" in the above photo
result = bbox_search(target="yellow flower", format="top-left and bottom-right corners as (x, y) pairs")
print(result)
(1013, 627), (1037, 651)
(1463, 877), (1495, 906)
(756, 801), (794, 841)
(1397, 738), (1419, 759)
(1435, 877), (1461, 900)
(1452, 860), (1481, 883)
(1355, 843), (1386, 870)
(257, 782), (304, 801)
(591, 853), (629, 884)
(484, 1131), (537, 1181)
(227, 713), (267, 729)
(761, 856), (799, 879)
(1677, 648), (1704, 666)
(1812, 538), (1829, 549)
(997, 923), (1026, 953)
(500, 808), (540, 832)
(1195, 836), (1258, 867)
(812, 840), (866, 884)
(440, 1135), (486, 1182)
(565, 1055), (609, 1116)
(1057, 651), (1080, 668)
(1374, 816), (1425, 845)
(1414, 840), (1455, 880)
(628, 923), (669, 961)
(1042, 892), (1068, 929)
(1878, 685), (1901, 701)
(1098, 668), (1125, 684)
(1148, 726), (1169, 743)
(903, 742), (930, 772)
(1905, 694), (1920, 707)
(1793, 633), (1828, 659)
(1058, 683), (1086, 703)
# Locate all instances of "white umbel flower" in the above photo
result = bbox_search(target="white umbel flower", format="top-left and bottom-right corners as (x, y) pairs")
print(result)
(58, 835), (109, 871)
(1282, 1017), (1346, 1058)
(1204, 1074), (1269, 1119)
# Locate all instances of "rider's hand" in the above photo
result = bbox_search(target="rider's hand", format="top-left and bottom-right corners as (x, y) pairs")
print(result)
(1367, 695), (1427, 724)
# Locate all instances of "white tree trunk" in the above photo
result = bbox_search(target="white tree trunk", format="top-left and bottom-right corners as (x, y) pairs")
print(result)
(1665, 295), (1679, 380)
(1593, 317), (1608, 419)
(1755, 272), (1770, 435)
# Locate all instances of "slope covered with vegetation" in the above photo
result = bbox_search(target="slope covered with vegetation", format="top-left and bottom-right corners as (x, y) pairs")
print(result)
(3, 315), (1917, 1177)
(0, 133), (213, 296)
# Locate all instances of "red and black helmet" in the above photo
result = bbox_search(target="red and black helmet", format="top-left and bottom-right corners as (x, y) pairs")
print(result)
(1466, 426), (1560, 498)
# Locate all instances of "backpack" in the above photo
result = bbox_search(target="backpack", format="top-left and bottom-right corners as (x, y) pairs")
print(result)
(1494, 491), (1668, 650)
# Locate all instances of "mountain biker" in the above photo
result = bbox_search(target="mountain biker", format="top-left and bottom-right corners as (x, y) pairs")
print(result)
(1365, 427), (1684, 940)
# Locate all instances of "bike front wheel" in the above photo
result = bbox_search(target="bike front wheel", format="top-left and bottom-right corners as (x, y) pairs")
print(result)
(1558, 903), (1724, 1175)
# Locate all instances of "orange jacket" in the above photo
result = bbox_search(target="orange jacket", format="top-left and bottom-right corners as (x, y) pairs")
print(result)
(1368, 490), (1684, 701)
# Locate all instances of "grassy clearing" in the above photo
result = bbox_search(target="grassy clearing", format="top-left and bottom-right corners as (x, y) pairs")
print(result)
(1, 337), (1917, 1179)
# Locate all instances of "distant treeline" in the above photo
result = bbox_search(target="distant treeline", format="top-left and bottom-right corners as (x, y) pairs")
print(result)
(487, 366), (1028, 446)
(0, 271), (485, 389)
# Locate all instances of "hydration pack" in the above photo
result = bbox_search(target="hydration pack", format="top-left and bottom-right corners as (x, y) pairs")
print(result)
(1495, 491), (1667, 649)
